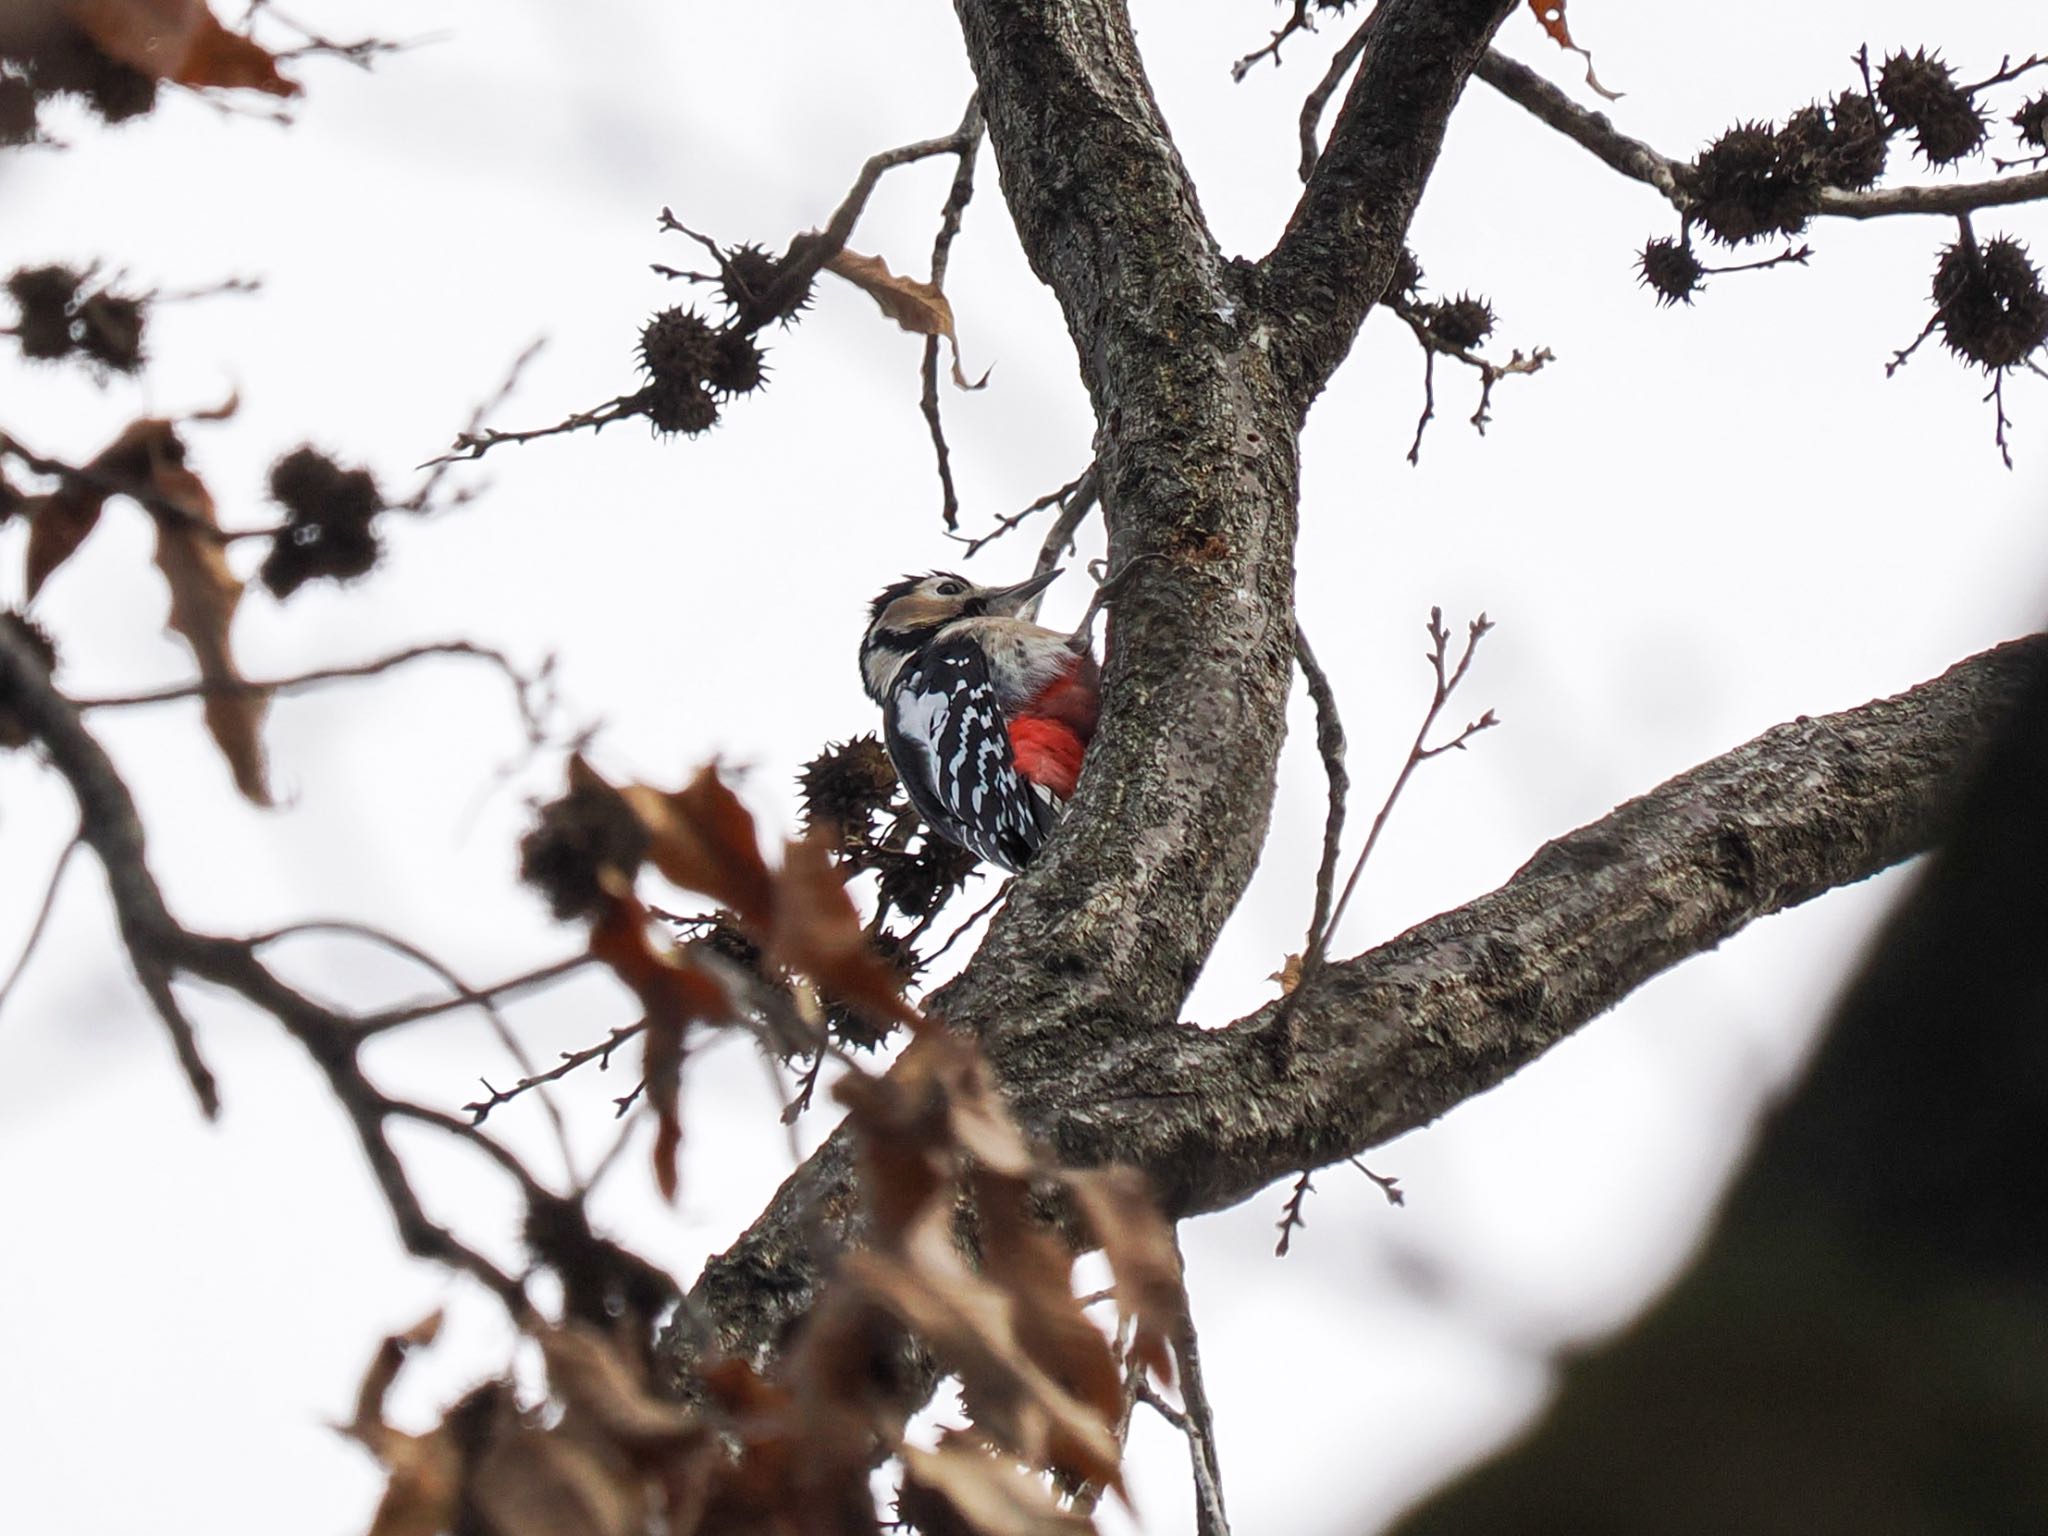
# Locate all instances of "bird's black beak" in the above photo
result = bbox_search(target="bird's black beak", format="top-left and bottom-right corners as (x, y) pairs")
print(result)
(978, 567), (1062, 617)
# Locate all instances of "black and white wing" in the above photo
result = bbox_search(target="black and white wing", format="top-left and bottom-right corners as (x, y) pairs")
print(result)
(882, 633), (1058, 872)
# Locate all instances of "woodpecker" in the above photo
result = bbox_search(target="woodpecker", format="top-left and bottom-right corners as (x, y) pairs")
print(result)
(860, 568), (1101, 872)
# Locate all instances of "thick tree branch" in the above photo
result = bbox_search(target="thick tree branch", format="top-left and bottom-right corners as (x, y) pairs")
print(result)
(1477, 48), (2048, 221)
(1260, 0), (1520, 410)
(1393, 634), (2048, 1535)
(938, 0), (1299, 1071)
(674, 636), (2044, 1383)
(1473, 51), (1688, 206)
(0, 622), (533, 1307)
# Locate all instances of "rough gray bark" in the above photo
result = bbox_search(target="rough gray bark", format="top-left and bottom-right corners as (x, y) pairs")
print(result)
(662, 0), (1520, 1383)
(1263, 0), (1521, 408)
(673, 637), (2046, 1383)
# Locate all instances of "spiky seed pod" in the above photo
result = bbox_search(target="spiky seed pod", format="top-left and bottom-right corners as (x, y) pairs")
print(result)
(0, 609), (59, 749)
(1819, 90), (1888, 190)
(637, 306), (719, 386)
(7, 264), (79, 359)
(823, 928), (919, 1051)
(701, 915), (764, 976)
(1389, 246), (1424, 301)
(640, 378), (719, 437)
(260, 446), (385, 598)
(799, 735), (898, 841)
(706, 329), (767, 396)
(1777, 104), (1830, 160)
(714, 243), (781, 320)
(1931, 235), (2048, 373)
(1637, 237), (1705, 306)
(1877, 49), (1986, 167)
(875, 837), (979, 922)
(270, 445), (380, 522)
(519, 781), (650, 923)
(1685, 121), (1821, 245)
(2015, 92), (2048, 152)
(1425, 293), (1495, 350)
(0, 74), (37, 144)
(718, 241), (817, 330)
(74, 291), (144, 372)
(1777, 99), (1888, 190)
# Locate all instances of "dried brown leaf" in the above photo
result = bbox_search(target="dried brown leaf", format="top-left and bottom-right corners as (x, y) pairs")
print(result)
(539, 1323), (703, 1451)
(621, 765), (775, 929)
(588, 891), (729, 1199)
(825, 248), (985, 390)
(770, 831), (921, 1032)
(362, 1432), (463, 1536)
(843, 1236), (1122, 1490)
(1524, 0), (1620, 100)
(974, 1170), (1122, 1434)
(1062, 1168), (1185, 1387)
(22, 483), (109, 599)
(346, 1310), (445, 1450)
(835, 1056), (953, 1248)
(933, 1034), (1036, 1179)
(467, 1426), (641, 1536)
(900, 1440), (1098, 1536)
(345, 1312), (462, 1536)
(138, 420), (271, 803)
(64, 0), (300, 95)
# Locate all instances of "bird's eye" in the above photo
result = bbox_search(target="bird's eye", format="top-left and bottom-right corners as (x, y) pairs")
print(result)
(936, 581), (965, 596)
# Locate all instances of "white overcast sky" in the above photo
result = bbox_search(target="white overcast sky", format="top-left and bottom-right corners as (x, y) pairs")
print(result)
(2, 2), (2045, 1532)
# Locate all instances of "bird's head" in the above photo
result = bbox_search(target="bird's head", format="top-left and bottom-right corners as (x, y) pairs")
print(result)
(858, 567), (1061, 702)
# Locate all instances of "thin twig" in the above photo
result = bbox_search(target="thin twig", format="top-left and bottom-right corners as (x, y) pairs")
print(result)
(74, 640), (535, 716)
(918, 885), (1009, 970)
(1072, 1347), (1146, 1517)
(949, 462), (1094, 560)
(577, 1105), (646, 1198)
(1023, 466), (1102, 614)
(0, 831), (83, 1024)
(1391, 299), (1554, 464)
(422, 393), (641, 467)
(1231, 0), (1312, 84)
(399, 337), (544, 513)
(1702, 243), (1814, 276)
(1349, 1156), (1405, 1206)
(466, 1022), (648, 1124)
(354, 953), (594, 1035)
(1406, 338), (1439, 466)
(1171, 1281), (1232, 1536)
(244, 0), (428, 69)
(1961, 53), (2048, 96)
(248, 919), (577, 1181)
(1298, 11), (1377, 181)
(148, 276), (264, 304)
(1294, 621), (1347, 963)
(1323, 608), (1497, 948)
(919, 97), (985, 533)
(1274, 1169), (1314, 1257)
